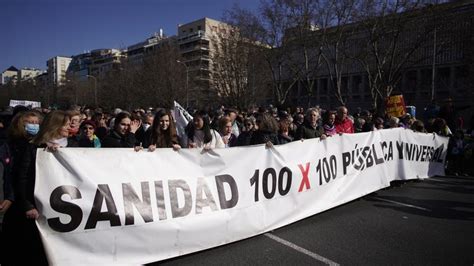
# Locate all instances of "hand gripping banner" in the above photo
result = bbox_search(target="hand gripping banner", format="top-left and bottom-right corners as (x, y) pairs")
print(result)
(34, 128), (448, 265)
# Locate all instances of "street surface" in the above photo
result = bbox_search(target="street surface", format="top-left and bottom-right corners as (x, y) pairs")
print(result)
(152, 175), (474, 266)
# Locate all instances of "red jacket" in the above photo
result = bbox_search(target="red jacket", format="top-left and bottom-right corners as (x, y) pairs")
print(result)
(335, 118), (354, 134)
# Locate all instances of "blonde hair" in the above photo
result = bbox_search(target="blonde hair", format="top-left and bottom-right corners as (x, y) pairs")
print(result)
(32, 110), (70, 145)
(66, 110), (81, 117)
(218, 116), (232, 134)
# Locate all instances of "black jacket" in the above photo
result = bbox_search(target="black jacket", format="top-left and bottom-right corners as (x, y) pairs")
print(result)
(102, 130), (137, 148)
(14, 142), (37, 212)
(0, 142), (13, 201)
(250, 130), (280, 145)
(295, 122), (325, 140)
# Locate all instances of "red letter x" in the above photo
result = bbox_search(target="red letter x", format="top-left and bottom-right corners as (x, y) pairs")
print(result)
(298, 163), (311, 192)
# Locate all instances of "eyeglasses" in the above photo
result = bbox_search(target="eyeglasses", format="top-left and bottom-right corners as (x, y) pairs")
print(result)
(120, 123), (130, 126)
(83, 126), (94, 130)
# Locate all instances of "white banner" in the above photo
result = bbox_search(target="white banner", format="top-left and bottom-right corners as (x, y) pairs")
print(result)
(9, 99), (41, 108)
(35, 128), (448, 265)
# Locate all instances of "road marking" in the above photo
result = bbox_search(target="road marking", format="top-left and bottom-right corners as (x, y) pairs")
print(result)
(429, 178), (463, 185)
(265, 233), (339, 266)
(371, 197), (431, 212)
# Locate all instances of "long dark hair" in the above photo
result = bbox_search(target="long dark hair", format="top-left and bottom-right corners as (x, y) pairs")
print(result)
(114, 112), (132, 133)
(150, 110), (178, 148)
(187, 111), (212, 144)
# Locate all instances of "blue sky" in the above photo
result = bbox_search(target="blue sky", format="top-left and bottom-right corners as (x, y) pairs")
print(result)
(1, 0), (259, 72)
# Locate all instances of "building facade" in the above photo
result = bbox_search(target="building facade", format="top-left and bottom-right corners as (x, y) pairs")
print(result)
(126, 30), (176, 65)
(18, 68), (44, 83)
(47, 56), (72, 86)
(67, 52), (93, 80)
(284, 1), (473, 118)
(1, 66), (19, 85)
(177, 17), (233, 107)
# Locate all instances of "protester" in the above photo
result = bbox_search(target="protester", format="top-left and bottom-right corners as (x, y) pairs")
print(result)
(388, 117), (400, 128)
(277, 112), (293, 144)
(431, 118), (451, 137)
(102, 112), (141, 147)
(138, 110), (180, 151)
(2, 111), (43, 215)
(410, 120), (426, 133)
(78, 120), (101, 148)
(250, 113), (280, 145)
(91, 111), (108, 140)
(361, 110), (375, 132)
(355, 117), (366, 133)
(374, 117), (385, 130)
(187, 111), (224, 149)
(219, 116), (237, 148)
(67, 110), (82, 137)
(295, 108), (326, 140)
(323, 111), (337, 137)
(135, 113), (154, 145)
(448, 129), (466, 175)
(335, 106), (354, 134)
(3, 110), (71, 265)
(225, 108), (241, 138)
(236, 116), (257, 146)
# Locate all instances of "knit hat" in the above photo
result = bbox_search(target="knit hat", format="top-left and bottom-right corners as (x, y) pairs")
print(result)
(81, 120), (96, 129)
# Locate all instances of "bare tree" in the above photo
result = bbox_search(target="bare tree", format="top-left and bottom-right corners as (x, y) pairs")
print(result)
(99, 43), (185, 110)
(278, 0), (326, 107)
(210, 22), (271, 108)
(226, 1), (309, 107)
(139, 44), (186, 108)
(317, 0), (358, 106)
(351, 0), (439, 111)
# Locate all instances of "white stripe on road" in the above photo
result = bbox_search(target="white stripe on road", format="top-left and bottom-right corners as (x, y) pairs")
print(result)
(429, 178), (462, 185)
(371, 197), (431, 212)
(265, 233), (339, 266)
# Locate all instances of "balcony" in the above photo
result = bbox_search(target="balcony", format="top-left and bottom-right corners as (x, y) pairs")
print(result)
(178, 30), (209, 44)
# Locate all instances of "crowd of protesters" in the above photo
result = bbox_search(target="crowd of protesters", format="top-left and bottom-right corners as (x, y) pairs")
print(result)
(0, 100), (472, 265)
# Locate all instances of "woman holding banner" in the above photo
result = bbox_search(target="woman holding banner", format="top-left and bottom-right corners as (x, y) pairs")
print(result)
(187, 111), (225, 149)
(136, 110), (181, 151)
(3, 110), (72, 265)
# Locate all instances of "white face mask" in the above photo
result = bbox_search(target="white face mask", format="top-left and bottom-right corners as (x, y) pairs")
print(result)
(143, 123), (151, 131)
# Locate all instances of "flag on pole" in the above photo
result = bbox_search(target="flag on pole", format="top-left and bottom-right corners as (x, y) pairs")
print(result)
(173, 101), (193, 147)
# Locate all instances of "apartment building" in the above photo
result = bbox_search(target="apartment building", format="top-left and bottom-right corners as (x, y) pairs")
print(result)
(1, 66), (19, 85)
(68, 52), (93, 80)
(177, 17), (233, 106)
(1, 66), (44, 85)
(126, 30), (177, 65)
(18, 68), (44, 82)
(47, 56), (72, 86)
(89, 49), (124, 77)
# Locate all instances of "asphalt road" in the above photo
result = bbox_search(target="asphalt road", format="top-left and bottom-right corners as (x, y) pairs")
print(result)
(152, 175), (474, 266)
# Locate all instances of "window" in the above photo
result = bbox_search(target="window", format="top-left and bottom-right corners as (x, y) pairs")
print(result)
(197, 25), (202, 31)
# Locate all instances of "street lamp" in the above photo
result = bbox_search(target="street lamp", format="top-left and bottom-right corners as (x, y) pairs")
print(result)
(176, 60), (189, 108)
(86, 75), (98, 107)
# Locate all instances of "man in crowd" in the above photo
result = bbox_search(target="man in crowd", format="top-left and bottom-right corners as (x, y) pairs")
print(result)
(335, 106), (354, 134)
